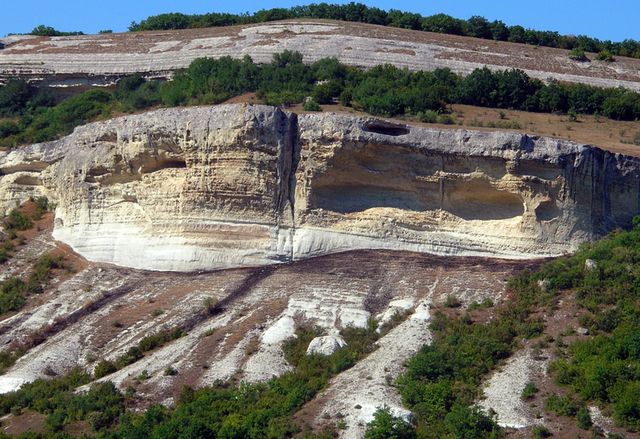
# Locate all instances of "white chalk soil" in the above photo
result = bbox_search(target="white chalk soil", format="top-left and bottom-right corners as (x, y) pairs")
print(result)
(311, 293), (434, 439)
(479, 349), (548, 429)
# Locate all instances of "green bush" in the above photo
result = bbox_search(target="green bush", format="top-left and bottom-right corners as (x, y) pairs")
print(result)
(365, 406), (416, 439)
(417, 110), (439, 123)
(33, 196), (49, 220)
(0, 277), (27, 314)
(596, 50), (615, 62)
(303, 98), (322, 112)
(569, 48), (589, 62)
(576, 407), (592, 430)
(93, 360), (117, 379)
(30, 25), (83, 36)
(0, 121), (20, 138)
(4, 209), (32, 231)
(531, 425), (552, 438)
(544, 394), (580, 417)
(521, 382), (538, 400)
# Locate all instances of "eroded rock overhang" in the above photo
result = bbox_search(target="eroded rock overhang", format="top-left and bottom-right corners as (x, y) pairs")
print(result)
(0, 104), (638, 271)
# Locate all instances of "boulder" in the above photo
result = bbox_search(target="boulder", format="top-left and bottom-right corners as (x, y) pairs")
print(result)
(306, 335), (347, 356)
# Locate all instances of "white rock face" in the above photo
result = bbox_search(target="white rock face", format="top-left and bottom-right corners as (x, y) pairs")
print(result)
(1, 104), (639, 271)
(306, 335), (347, 356)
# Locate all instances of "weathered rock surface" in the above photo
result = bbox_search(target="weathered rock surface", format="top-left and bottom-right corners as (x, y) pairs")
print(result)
(306, 334), (347, 356)
(1, 104), (639, 271)
(1, 21), (640, 91)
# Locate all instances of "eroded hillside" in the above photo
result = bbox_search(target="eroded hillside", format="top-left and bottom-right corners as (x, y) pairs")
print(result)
(2, 20), (640, 91)
(0, 209), (531, 435)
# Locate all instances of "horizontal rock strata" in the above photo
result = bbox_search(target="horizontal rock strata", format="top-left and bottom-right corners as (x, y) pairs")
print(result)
(0, 104), (638, 271)
(1, 21), (640, 91)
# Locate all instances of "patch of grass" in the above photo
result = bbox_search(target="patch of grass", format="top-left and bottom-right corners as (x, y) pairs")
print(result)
(521, 382), (538, 400)
(468, 298), (494, 310)
(202, 328), (215, 337)
(531, 425), (552, 438)
(544, 394), (580, 417)
(0, 253), (63, 315)
(444, 294), (462, 308)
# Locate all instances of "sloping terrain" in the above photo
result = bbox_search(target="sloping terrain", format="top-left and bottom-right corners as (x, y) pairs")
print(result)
(0, 213), (530, 433)
(0, 15), (639, 439)
(2, 20), (640, 91)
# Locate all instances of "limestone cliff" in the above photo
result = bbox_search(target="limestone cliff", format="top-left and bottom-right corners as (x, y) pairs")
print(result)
(0, 104), (638, 271)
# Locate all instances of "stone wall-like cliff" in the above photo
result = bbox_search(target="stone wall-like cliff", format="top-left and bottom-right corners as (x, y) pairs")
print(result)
(0, 104), (638, 271)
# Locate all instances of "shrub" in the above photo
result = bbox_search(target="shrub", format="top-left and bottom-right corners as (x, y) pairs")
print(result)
(4, 209), (32, 231)
(0, 277), (27, 314)
(0, 121), (19, 138)
(444, 294), (462, 308)
(93, 360), (117, 379)
(115, 346), (143, 369)
(569, 48), (589, 62)
(30, 25), (84, 36)
(544, 394), (580, 417)
(303, 98), (322, 112)
(33, 196), (49, 219)
(365, 406), (416, 439)
(596, 50), (615, 62)
(576, 407), (592, 429)
(437, 114), (455, 124)
(203, 297), (217, 315)
(417, 110), (438, 123)
(0, 80), (36, 117)
(521, 382), (538, 400)
(531, 425), (552, 438)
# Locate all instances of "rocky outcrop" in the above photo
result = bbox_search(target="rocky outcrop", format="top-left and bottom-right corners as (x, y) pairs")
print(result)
(0, 104), (639, 271)
(306, 334), (347, 356)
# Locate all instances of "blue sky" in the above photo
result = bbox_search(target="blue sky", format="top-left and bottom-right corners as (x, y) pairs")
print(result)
(2, 0), (639, 41)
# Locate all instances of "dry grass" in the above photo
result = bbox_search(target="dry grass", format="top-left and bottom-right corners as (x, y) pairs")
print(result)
(286, 99), (640, 157)
(449, 105), (640, 156)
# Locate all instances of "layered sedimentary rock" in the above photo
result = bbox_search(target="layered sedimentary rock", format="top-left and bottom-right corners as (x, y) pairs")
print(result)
(0, 104), (638, 271)
(2, 21), (640, 91)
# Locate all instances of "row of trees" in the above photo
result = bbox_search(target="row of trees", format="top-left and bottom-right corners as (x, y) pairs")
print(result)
(128, 3), (640, 59)
(2, 52), (640, 148)
(29, 24), (84, 37)
(113, 53), (640, 121)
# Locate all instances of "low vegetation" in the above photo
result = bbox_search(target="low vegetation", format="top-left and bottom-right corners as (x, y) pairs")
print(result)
(2, 53), (640, 148)
(29, 25), (84, 37)
(0, 219), (639, 436)
(127, 4), (640, 59)
(367, 218), (640, 436)
(536, 219), (640, 431)
(0, 254), (63, 315)
(94, 326), (186, 379)
(0, 322), (381, 437)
